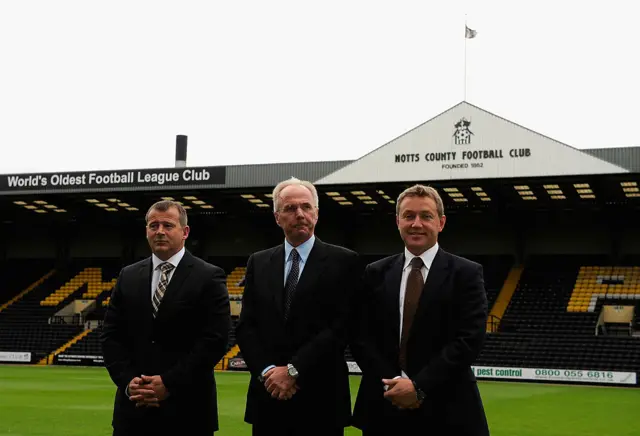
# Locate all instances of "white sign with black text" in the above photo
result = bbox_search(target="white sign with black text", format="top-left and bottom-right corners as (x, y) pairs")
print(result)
(0, 351), (32, 363)
(316, 102), (628, 184)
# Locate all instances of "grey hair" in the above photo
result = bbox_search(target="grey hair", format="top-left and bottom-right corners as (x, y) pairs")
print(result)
(272, 177), (319, 212)
(145, 200), (188, 227)
(396, 184), (445, 217)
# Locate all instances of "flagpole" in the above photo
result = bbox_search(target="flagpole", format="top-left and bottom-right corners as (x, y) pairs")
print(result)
(463, 18), (477, 101)
(464, 15), (467, 101)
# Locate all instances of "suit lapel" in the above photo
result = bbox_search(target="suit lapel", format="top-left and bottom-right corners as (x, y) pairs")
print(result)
(414, 247), (451, 321)
(270, 238), (329, 321)
(269, 244), (286, 319)
(155, 251), (195, 317)
(138, 258), (154, 326)
(289, 238), (328, 311)
(384, 254), (404, 352)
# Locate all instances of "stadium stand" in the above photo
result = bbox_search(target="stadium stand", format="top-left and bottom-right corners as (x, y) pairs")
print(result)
(49, 263), (247, 367)
(1, 100), (639, 395)
(0, 270), (84, 361)
(2, 253), (638, 377)
(0, 260), (121, 362)
(42, 255), (516, 368)
(0, 260), (53, 310)
(465, 254), (515, 310)
(569, 265), (640, 312)
(61, 328), (103, 357)
(41, 267), (117, 307)
(497, 255), (604, 335)
(478, 333), (640, 373)
(476, 255), (640, 374)
(220, 319), (242, 367)
(226, 266), (246, 298)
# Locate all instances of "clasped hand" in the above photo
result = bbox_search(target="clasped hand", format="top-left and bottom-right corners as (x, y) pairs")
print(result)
(382, 378), (422, 410)
(128, 375), (169, 408)
(263, 366), (298, 400)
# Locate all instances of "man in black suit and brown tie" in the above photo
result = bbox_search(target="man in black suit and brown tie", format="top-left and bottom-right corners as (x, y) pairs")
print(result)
(101, 200), (230, 436)
(236, 177), (361, 436)
(350, 184), (490, 435)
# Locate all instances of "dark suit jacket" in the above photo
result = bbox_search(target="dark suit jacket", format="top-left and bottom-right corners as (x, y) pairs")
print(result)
(350, 247), (490, 436)
(236, 237), (360, 429)
(100, 250), (230, 435)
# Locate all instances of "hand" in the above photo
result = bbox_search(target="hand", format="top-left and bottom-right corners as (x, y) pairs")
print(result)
(136, 375), (170, 405)
(263, 366), (298, 400)
(128, 376), (159, 408)
(382, 378), (422, 409)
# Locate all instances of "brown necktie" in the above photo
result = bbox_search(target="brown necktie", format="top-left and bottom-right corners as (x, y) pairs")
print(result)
(399, 256), (424, 371)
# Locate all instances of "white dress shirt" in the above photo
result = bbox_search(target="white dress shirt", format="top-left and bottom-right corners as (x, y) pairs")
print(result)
(151, 246), (186, 299)
(396, 242), (439, 378)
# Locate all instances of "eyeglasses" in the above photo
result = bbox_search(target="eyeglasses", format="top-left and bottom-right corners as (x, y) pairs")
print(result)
(279, 203), (315, 214)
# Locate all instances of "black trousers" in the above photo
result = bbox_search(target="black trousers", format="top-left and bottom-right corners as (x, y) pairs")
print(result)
(252, 424), (344, 436)
(361, 423), (420, 435)
(361, 419), (486, 436)
(359, 413), (428, 435)
(363, 428), (415, 436)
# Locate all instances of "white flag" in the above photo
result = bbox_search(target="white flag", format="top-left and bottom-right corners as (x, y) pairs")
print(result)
(465, 25), (477, 39)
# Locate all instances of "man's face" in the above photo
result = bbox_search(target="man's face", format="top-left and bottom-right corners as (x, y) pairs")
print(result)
(146, 206), (190, 260)
(274, 185), (318, 246)
(396, 195), (445, 256)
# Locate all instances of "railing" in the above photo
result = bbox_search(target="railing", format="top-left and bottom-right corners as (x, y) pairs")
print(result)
(49, 314), (83, 325)
(487, 315), (501, 333)
(85, 319), (104, 330)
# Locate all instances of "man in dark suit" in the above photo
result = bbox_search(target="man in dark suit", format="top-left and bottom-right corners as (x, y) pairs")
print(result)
(236, 177), (360, 436)
(101, 200), (230, 436)
(350, 184), (490, 435)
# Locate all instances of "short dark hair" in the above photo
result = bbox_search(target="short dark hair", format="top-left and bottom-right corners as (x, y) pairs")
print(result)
(145, 200), (188, 227)
(396, 184), (445, 217)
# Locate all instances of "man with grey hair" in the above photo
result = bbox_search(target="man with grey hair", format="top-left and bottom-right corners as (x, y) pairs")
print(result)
(350, 184), (490, 435)
(101, 200), (230, 436)
(237, 177), (361, 436)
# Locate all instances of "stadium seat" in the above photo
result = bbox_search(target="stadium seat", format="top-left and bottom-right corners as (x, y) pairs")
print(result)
(475, 255), (640, 373)
(568, 265), (640, 312)
(40, 267), (117, 307)
(0, 260), (121, 362)
(226, 266), (246, 298)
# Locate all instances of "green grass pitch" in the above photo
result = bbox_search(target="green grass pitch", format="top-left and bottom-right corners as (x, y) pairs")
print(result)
(1, 365), (638, 435)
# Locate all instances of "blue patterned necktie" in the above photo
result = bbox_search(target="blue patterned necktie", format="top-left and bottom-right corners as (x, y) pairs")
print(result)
(152, 262), (174, 317)
(283, 249), (300, 320)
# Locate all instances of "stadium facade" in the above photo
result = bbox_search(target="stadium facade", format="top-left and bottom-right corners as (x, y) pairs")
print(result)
(2, 102), (639, 195)
(1, 101), (639, 387)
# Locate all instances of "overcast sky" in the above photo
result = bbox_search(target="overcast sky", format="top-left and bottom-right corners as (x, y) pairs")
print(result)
(0, 1), (637, 175)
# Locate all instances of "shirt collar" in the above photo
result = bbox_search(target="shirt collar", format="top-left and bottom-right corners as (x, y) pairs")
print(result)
(403, 242), (439, 271)
(285, 235), (316, 263)
(152, 246), (186, 271)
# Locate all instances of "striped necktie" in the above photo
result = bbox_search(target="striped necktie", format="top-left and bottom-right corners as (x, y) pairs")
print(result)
(152, 262), (175, 317)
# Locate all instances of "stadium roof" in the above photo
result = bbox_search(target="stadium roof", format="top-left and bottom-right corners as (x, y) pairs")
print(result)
(583, 147), (640, 173)
(1, 101), (638, 198)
